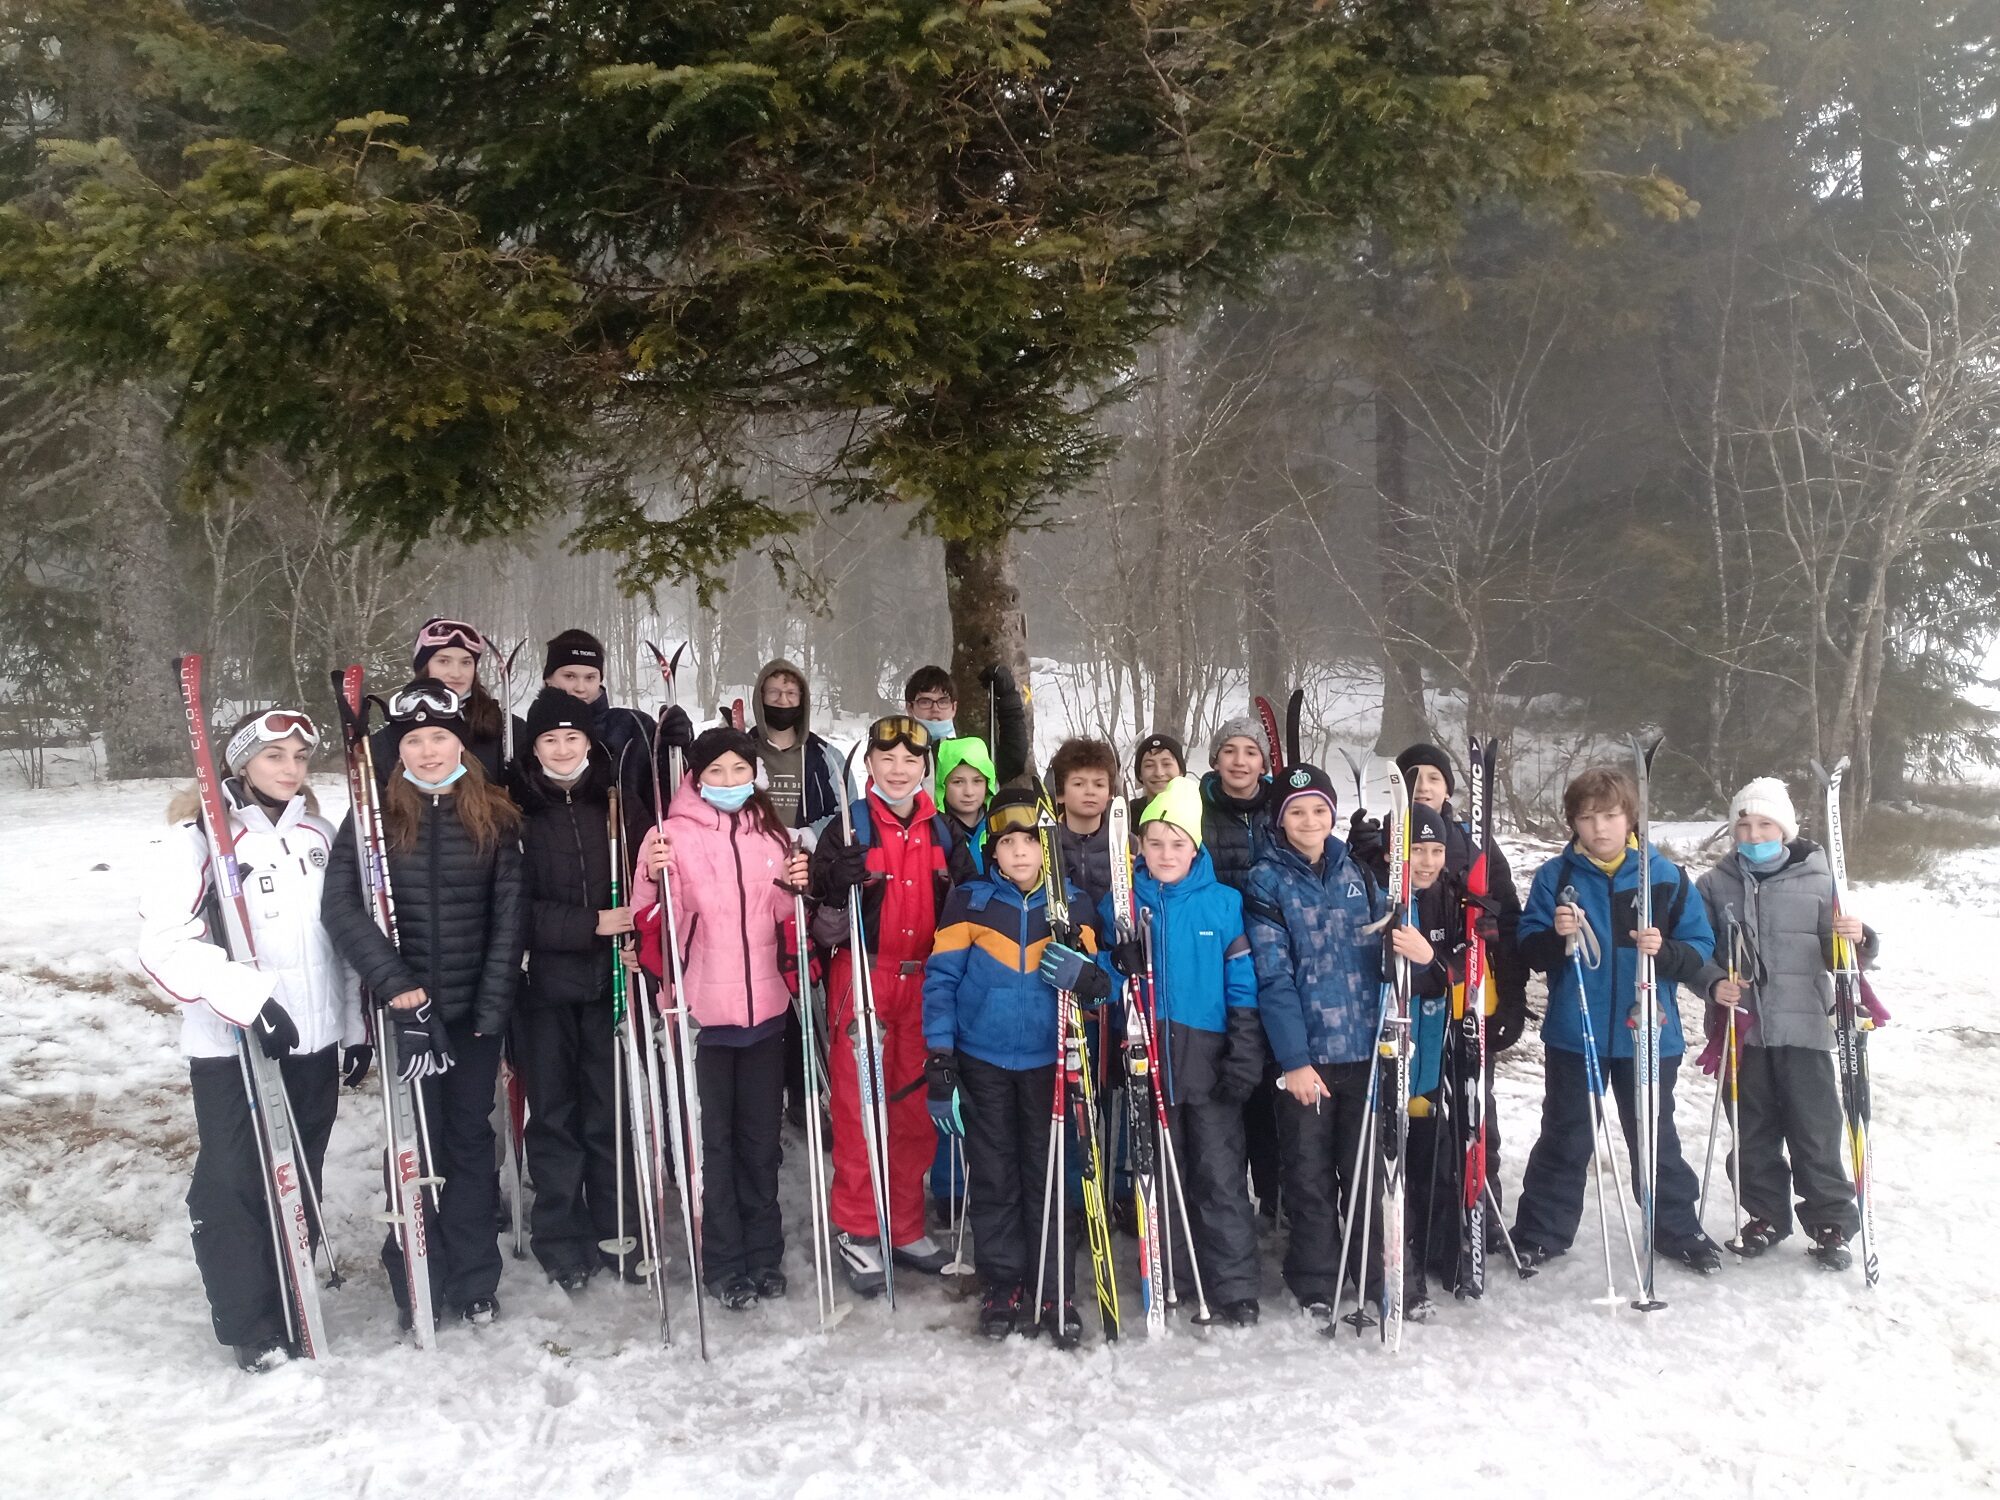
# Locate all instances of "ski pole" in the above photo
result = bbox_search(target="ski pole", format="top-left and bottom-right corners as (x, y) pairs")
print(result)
(278, 1083), (342, 1288)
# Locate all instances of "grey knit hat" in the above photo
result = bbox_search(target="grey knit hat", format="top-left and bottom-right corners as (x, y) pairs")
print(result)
(1208, 714), (1271, 769)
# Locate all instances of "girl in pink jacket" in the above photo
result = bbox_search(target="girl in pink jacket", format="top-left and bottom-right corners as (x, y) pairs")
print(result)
(635, 727), (810, 1310)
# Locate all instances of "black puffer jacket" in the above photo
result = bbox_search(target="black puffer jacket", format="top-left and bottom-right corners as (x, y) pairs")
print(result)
(1199, 771), (1272, 894)
(510, 750), (625, 1009)
(323, 790), (524, 1034)
(1355, 803), (1530, 1048)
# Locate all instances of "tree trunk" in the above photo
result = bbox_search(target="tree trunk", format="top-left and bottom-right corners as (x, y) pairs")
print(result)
(943, 532), (1031, 780)
(1375, 384), (1427, 751)
(1244, 515), (1284, 712)
(96, 384), (187, 778)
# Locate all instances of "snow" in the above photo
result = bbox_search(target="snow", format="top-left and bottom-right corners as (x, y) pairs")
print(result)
(2, 776), (1995, 1499)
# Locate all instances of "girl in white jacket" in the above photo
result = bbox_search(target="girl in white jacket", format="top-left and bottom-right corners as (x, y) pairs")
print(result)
(136, 708), (368, 1371)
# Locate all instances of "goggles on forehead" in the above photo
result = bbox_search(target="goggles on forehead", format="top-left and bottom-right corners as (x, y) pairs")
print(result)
(984, 801), (1044, 842)
(387, 682), (464, 720)
(224, 710), (319, 773)
(866, 715), (933, 757)
(414, 618), (487, 657)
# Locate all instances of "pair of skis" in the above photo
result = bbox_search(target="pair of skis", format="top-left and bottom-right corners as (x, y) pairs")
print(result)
(1105, 797), (1213, 1333)
(1812, 756), (1880, 1287)
(327, 664), (452, 1347)
(1031, 782), (1118, 1343)
(174, 654), (335, 1361)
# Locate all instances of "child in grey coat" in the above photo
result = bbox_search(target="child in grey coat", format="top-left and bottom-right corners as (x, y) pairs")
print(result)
(1696, 777), (1878, 1270)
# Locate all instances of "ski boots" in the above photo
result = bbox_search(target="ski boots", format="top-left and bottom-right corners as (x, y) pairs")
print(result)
(1727, 1217), (1789, 1258)
(978, 1283), (1024, 1340)
(1807, 1224), (1853, 1272)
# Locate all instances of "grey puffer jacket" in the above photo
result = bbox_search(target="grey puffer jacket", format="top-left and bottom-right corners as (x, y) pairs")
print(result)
(1696, 841), (1879, 1051)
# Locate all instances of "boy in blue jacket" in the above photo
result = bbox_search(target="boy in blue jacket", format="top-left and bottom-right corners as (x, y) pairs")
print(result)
(1246, 764), (1412, 1323)
(1103, 776), (1267, 1325)
(1511, 766), (1725, 1274)
(923, 789), (1105, 1340)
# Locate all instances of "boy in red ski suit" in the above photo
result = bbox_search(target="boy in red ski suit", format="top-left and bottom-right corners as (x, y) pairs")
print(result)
(810, 717), (975, 1293)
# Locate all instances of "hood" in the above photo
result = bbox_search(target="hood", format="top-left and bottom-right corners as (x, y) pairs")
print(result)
(167, 779), (317, 827)
(1720, 837), (1826, 882)
(1263, 830), (1358, 885)
(754, 658), (813, 742)
(1135, 844), (1221, 903)
(936, 735), (997, 803)
(1201, 767), (1271, 816)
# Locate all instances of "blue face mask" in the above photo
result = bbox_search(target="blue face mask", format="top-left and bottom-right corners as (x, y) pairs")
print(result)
(1737, 838), (1784, 865)
(402, 762), (468, 793)
(916, 717), (955, 742)
(700, 781), (755, 813)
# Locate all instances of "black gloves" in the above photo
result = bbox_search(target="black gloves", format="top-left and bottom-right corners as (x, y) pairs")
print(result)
(1491, 1001), (1527, 1054)
(340, 1043), (374, 1088)
(979, 664), (1015, 696)
(1109, 937), (1147, 978)
(1039, 941), (1110, 1003)
(926, 1051), (963, 1138)
(659, 704), (695, 752)
(925, 1050), (959, 1101)
(251, 999), (298, 1061)
(826, 841), (873, 898)
(394, 1001), (455, 1082)
(1348, 809), (1384, 863)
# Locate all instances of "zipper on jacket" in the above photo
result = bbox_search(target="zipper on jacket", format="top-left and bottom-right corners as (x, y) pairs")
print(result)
(728, 815), (755, 1027)
(427, 794), (443, 1008)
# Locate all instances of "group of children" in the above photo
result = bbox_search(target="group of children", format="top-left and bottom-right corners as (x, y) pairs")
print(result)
(136, 617), (1880, 1371)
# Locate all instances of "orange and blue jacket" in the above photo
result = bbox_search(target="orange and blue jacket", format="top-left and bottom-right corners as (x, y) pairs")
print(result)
(923, 873), (1100, 1071)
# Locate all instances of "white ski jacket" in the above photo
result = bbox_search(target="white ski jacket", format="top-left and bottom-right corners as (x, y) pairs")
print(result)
(137, 784), (366, 1060)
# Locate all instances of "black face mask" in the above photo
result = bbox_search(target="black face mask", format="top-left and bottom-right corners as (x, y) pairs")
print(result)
(764, 702), (803, 732)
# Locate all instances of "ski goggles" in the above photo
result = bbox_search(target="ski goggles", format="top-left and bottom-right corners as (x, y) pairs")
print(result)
(865, 715), (934, 757)
(386, 681), (464, 720)
(984, 801), (1043, 841)
(413, 618), (487, 657)
(224, 710), (319, 772)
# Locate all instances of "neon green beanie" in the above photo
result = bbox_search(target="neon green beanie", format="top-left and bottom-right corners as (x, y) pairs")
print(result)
(1139, 775), (1205, 847)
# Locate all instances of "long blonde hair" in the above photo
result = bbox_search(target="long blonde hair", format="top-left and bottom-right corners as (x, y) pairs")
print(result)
(383, 751), (520, 854)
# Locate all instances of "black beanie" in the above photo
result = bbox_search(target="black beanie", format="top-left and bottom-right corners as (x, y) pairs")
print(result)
(1396, 743), (1455, 798)
(687, 726), (759, 781)
(524, 687), (590, 747)
(1133, 731), (1186, 781)
(1274, 762), (1338, 821)
(1408, 802), (1449, 847)
(385, 678), (468, 754)
(544, 628), (606, 680)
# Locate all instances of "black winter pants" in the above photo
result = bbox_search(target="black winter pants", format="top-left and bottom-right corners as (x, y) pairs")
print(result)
(696, 1031), (788, 1284)
(1734, 1044), (1858, 1236)
(382, 1022), (505, 1313)
(960, 1054), (1073, 1296)
(1514, 1048), (1703, 1255)
(1274, 1060), (1380, 1304)
(1405, 1093), (1463, 1299)
(1241, 1064), (1282, 1216)
(1165, 1091), (1262, 1305)
(187, 1045), (339, 1349)
(511, 999), (632, 1277)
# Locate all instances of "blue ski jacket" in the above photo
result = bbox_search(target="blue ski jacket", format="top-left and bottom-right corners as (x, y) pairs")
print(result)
(1517, 841), (1715, 1060)
(1096, 848), (1264, 1104)
(1243, 835), (1388, 1070)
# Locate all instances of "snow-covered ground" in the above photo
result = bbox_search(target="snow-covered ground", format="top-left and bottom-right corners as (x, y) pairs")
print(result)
(2, 774), (1993, 1499)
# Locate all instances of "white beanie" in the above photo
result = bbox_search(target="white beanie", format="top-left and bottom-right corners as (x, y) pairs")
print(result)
(1730, 777), (1798, 842)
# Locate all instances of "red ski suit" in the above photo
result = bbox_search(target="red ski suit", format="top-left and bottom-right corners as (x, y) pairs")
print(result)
(819, 789), (950, 1246)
